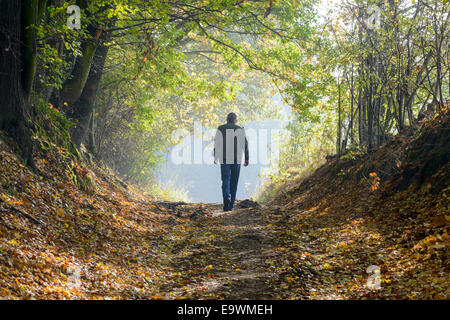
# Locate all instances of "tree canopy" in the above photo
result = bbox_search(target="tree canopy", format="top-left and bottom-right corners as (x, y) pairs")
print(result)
(0, 0), (447, 187)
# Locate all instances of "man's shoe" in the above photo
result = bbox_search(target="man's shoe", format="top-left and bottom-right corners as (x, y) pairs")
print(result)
(224, 197), (231, 211)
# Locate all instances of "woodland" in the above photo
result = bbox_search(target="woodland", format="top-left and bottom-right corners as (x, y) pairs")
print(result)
(0, 0), (448, 300)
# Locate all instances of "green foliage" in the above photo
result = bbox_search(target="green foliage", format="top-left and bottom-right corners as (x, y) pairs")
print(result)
(91, 0), (318, 185)
(21, 0), (448, 198)
(33, 99), (77, 159)
(35, 3), (84, 90)
(146, 181), (191, 202)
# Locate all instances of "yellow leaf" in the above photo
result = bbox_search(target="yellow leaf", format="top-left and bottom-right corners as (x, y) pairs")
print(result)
(323, 263), (332, 270)
(56, 208), (64, 217)
(7, 240), (18, 246)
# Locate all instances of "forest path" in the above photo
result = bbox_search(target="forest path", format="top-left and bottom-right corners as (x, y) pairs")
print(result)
(154, 202), (296, 299)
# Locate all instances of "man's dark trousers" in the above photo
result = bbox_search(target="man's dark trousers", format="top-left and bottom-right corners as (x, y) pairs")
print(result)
(220, 163), (241, 210)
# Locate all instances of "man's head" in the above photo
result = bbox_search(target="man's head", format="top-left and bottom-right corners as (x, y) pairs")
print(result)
(226, 112), (237, 124)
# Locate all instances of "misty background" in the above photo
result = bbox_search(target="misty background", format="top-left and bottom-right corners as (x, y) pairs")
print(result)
(156, 98), (292, 203)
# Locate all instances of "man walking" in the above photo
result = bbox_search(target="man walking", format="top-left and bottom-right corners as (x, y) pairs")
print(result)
(214, 113), (249, 211)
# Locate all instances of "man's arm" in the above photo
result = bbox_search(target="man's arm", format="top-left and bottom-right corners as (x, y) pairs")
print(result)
(242, 127), (249, 166)
(213, 128), (222, 164)
(245, 136), (249, 163)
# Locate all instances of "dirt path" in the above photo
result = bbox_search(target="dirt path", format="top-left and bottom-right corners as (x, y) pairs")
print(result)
(207, 206), (279, 299)
(155, 202), (289, 299)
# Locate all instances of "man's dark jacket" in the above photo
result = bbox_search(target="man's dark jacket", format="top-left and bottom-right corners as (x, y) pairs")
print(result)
(214, 123), (249, 164)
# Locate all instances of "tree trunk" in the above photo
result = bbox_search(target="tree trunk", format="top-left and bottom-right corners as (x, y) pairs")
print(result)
(59, 31), (100, 108)
(349, 66), (354, 146)
(337, 79), (342, 156)
(69, 38), (109, 148)
(23, 0), (48, 101)
(0, 0), (35, 168)
(86, 109), (96, 155)
(358, 87), (364, 145)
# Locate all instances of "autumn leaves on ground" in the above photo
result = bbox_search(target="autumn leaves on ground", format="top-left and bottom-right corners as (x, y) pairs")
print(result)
(0, 113), (448, 300)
